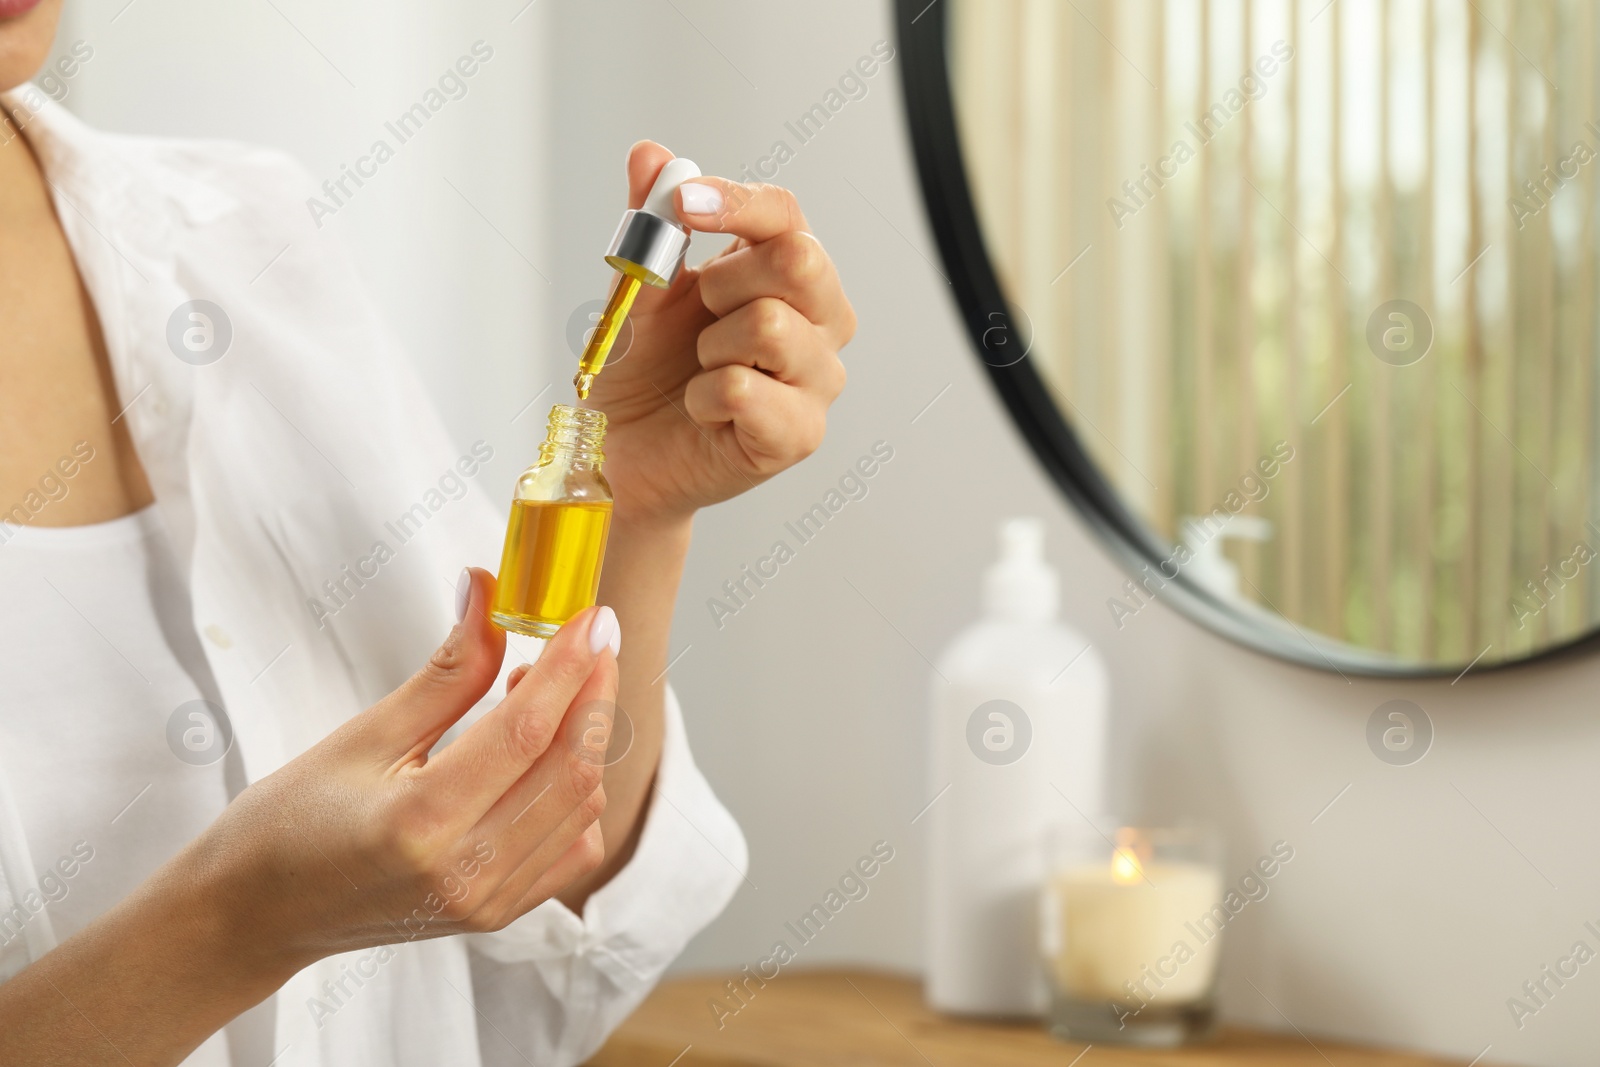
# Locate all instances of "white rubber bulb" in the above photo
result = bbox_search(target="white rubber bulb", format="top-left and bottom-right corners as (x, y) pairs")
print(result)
(642, 157), (702, 220)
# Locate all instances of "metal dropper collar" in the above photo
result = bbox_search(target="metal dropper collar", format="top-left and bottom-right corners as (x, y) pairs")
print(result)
(603, 157), (700, 288)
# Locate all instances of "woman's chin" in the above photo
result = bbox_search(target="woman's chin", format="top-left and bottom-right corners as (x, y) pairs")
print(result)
(0, 0), (61, 96)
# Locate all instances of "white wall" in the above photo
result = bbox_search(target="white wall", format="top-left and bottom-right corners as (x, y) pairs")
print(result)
(51, 2), (1600, 1065)
(55, 0), (555, 480)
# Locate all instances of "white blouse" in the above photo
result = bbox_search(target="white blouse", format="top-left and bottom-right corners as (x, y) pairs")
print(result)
(0, 85), (746, 1067)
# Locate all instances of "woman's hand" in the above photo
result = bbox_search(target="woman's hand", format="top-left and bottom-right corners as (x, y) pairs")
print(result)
(0, 568), (622, 1067)
(586, 140), (856, 528)
(203, 568), (619, 966)
(576, 145), (855, 888)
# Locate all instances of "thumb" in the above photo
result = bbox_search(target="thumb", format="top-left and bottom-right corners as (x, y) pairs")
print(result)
(365, 567), (508, 762)
(625, 139), (676, 210)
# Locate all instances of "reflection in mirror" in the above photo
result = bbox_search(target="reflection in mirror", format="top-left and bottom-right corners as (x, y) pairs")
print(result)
(949, 0), (1599, 670)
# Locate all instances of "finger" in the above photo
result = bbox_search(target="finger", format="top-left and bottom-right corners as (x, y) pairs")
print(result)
(684, 365), (828, 472)
(696, 298), (845, 394)
(419, 605), (616, 817)
(697, 231), (853, 340)
(473, 647), (619, 848)
(506, 663), (531, 693)
(505, 822), (606, 918)
(358, 567), (506, 763)
(485, 784), (607, 912)
(476, 820), (606, 932)
(461, 651), (617, 923)
(626, 139), (677, 211)
(674, 177), (811, 243)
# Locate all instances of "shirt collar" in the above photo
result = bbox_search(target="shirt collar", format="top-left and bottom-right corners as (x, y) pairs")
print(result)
(1, 84), (239, 227)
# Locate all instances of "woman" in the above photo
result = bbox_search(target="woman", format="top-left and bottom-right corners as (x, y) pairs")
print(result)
(0, 1), (854, 1064)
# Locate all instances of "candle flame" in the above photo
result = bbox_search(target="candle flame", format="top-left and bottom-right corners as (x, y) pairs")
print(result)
(1111, 828), (1151, 885)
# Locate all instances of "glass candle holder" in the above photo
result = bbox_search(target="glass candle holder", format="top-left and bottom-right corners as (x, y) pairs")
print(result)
(1040, 824), (1223, 1046)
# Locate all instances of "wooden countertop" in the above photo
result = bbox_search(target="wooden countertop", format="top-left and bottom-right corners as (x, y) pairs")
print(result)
(587, 970), (1475, 1067)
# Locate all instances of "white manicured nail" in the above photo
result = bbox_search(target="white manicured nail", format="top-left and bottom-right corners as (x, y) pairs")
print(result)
(455, 568), (471, 623)
(678, 182), (724, 216)
(589, 606), (621, 656)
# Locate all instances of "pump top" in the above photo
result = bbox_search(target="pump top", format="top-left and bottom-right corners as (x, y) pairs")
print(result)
(983, 517), (1060, 623)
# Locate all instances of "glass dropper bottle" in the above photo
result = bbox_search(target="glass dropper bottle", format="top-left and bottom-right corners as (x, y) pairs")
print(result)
(492, 157), (701, 637)
(491, 404), (612, 638)
(572, 156), (702, 399)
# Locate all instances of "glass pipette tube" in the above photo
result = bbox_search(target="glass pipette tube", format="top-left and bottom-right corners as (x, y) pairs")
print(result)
(573, 271), (644, 400)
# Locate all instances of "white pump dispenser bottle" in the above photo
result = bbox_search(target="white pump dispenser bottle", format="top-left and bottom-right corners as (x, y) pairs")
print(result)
(924, 518), (1109, 1016)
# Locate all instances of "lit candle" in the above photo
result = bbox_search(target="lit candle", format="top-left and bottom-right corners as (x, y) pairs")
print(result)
(1045, 830), (1223, 1009)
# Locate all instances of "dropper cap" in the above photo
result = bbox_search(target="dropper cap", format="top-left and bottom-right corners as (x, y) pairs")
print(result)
(983, 518), (1059, 623)
(604, 157), (700, 287)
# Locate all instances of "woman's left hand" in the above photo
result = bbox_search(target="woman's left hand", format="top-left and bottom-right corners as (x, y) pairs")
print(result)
(585, 141), (855, 527)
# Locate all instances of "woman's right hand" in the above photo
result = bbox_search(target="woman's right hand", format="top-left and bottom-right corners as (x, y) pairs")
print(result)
(190, 566), (621, 975)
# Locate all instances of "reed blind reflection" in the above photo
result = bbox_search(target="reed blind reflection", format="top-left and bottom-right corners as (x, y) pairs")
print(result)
(952, 0), (1600, 665)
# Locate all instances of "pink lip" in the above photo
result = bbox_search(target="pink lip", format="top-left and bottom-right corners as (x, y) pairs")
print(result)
(0, 0), (44, 19)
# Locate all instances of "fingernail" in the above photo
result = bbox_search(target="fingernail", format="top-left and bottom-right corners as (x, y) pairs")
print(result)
(588, 605), (622, 656)
(455, 568), (472, 623)
(679, 182), (724, 216)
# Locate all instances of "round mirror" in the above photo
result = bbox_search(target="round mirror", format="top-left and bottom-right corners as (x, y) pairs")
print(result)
(898, 0), (1600, 676)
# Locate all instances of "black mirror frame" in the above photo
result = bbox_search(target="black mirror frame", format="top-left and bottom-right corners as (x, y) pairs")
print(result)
(892, 0), (1591, 679)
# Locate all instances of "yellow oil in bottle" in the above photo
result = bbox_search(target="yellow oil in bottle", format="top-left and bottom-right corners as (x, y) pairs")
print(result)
(491, 499), (613, 637)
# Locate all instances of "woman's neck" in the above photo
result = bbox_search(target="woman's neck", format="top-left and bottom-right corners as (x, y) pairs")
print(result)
(0, 101), (43, 216)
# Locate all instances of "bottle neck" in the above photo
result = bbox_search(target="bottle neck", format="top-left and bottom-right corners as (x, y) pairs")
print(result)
(540, 404), (607, 470)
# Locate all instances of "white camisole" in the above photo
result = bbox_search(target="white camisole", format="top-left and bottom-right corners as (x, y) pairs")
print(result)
(0, 505), (271, 1062)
